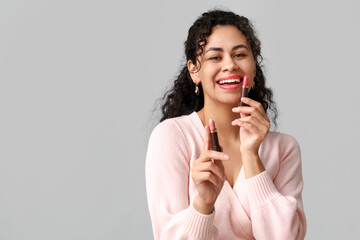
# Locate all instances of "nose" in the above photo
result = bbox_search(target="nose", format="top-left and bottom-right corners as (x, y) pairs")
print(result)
(222, 55), (239, 72)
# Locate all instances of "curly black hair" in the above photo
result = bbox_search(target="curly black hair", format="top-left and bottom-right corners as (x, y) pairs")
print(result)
(160, 9), (278, 127)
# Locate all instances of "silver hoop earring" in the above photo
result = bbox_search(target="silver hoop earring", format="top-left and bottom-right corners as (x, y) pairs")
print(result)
(195, 85), (199, 95)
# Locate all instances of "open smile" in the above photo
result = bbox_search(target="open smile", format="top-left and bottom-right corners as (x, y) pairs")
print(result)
(216, 75), (243, 89)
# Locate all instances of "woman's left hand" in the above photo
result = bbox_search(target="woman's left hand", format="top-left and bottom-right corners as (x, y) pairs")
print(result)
(231, 97), (270, 154)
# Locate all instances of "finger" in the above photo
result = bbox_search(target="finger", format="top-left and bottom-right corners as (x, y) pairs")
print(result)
(233, 105), (269, 124)
(240, 111), (248, 119)
(234, 105), (251, 118)
(232, 109), (265, 127)
(233, 107), (256, 120)
(240, 97), (269, 120)
(235, 118), (267, 134)
(231, 116), (270, 142)
(201, 150), (230, 162)
(197, 160), (226, 181)
(240, 97), (258, 107)
(244, 97), (268, 121)
(237, 114), (270, 132)
(195, 171), (222, 186)
(213, 156), (225, 179)
(202, 125), (211, 152)
(232, 106), (257, 116)
(234, 115), (262, 128)
(233, 120), (260, 133)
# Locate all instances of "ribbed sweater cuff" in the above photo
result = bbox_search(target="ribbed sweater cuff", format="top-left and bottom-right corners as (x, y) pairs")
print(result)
(246, 171), (281, 209)
(182, 204), (215, 239)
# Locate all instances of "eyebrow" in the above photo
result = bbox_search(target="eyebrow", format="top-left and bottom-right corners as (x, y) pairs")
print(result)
(204, 44), (248, 54)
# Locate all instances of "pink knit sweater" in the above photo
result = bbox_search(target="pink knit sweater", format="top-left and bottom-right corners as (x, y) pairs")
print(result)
(146, 112), (306, 240)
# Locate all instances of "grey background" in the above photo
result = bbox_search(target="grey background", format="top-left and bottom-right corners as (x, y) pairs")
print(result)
(1, 0), (359, 239)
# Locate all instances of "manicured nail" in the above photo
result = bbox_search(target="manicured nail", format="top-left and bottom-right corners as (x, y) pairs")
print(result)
(223, 154), (230, 159)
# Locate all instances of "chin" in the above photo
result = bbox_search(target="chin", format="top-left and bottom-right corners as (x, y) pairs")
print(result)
(219, 97), (241, 106)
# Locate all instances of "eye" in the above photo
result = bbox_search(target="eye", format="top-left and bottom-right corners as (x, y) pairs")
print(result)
(209, 56), (221, 60)
(234, 53), (246, 58)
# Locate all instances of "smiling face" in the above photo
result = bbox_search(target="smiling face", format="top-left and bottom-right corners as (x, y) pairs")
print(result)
(188, 25), (257, 106)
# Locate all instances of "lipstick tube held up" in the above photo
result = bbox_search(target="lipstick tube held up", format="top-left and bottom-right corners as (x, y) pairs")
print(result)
(239, 75), (249, 107)
(209, 119), (221, 152)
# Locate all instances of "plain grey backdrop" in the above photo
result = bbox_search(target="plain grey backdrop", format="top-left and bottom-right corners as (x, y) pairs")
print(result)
(1, 0), (359, 239)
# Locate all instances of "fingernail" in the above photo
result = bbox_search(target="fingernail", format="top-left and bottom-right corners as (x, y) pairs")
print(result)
(232, 107), (237, 111)
(223, 154), (230, 159)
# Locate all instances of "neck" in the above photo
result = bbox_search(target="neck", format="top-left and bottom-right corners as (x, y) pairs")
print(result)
(197, 101), (240, 143)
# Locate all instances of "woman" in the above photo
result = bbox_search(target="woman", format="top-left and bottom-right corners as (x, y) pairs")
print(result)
(146, 9), (306, 240)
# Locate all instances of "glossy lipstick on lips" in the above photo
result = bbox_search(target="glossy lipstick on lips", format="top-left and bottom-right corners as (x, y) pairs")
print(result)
(239, 75), (249, 106)
(209, 119), (221, 152)
(216, 75), (242, 90)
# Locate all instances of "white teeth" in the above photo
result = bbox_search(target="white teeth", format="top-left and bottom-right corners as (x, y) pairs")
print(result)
(218, 79), (240, 85)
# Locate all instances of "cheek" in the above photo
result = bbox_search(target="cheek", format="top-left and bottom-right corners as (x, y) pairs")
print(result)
(200, 65), (221, 80)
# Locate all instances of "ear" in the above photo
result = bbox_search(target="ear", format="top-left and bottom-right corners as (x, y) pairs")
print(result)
(187, 60), (200, 85)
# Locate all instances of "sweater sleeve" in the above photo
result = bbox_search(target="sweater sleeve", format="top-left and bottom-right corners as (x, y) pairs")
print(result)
(145, 120), (218, 240)
(246, 134), (307, 240)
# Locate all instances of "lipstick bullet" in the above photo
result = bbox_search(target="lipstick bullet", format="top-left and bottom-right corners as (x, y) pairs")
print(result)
(239, 75), (249, 107)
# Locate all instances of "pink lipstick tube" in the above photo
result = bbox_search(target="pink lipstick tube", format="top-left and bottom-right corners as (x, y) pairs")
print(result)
(239, 75), (249, 107)
(209, 119), (221, 152)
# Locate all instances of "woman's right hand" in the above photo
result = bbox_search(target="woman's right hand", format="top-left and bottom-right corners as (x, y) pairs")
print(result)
(191, 125), (230, 214)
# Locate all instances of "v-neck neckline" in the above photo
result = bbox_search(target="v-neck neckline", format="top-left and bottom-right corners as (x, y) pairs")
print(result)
(189, 111), (245, 190)
(226, 166), (244, 190)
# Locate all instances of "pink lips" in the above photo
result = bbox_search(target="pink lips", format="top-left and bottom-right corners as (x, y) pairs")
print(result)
(216, 75), (242, 90)
(218, 84), (241, 90)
